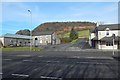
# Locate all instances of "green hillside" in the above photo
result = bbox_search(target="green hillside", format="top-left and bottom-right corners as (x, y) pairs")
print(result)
(58, 29), (89, 39)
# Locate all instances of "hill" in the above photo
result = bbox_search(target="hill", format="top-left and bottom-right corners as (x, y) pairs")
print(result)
(16, 22), (96, 36)
(16, 29), (30, 36)
(32, 21), (96, 34)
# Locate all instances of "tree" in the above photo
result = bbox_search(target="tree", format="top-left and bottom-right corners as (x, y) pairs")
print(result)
(69, 27), (78, 40)
(16, 29), (30, 36)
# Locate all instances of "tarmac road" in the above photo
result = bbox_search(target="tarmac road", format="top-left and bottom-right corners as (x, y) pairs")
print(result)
(1, 50), (120, 79)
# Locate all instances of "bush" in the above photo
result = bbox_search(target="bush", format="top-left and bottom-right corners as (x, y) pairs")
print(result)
(69, 27), (78, 40)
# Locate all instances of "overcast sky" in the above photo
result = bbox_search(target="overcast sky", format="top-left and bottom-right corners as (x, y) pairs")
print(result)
(0, 2), (118, 34)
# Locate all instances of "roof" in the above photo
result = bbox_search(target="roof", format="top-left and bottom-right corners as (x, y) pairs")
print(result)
(0, 33), (31, 39)
(97, 24), (120, 31)
(90, 28), (95, 33)
(100, 36), (120, 41)
(32, 31), (54, 36)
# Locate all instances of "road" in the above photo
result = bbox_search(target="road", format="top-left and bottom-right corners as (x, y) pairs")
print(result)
(1, 50), (119, 79)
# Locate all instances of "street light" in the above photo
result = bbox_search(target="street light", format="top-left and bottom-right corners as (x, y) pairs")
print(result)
(28, 9), (32, 51)
(112, 34), (115, 55)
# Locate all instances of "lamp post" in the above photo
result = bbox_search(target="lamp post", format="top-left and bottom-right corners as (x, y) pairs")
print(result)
(28, 10), (32, 51)
(112, 34), (115, 56)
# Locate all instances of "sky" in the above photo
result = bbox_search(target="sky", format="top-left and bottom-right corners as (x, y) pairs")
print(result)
(0, 2), (118, 35)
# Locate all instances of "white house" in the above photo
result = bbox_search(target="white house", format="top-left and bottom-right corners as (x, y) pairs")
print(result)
(89, 24), (120, 49)
(32, 31), (61, 46)
(0, 33), (31, 47)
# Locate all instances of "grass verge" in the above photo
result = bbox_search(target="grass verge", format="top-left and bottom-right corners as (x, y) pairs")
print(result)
(1, 47), (44, 51)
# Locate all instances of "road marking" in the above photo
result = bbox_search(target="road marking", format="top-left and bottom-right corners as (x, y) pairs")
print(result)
(85, 57), (114, 59)
(12, 74), (29, 77)
(3, 59), (12, 61)
(47, 61), (59, 63)
(38, 56), (43, 57)
(40, 76), (62, 80)
(71, 56), (114, 59)
(0, 73), (3, 75)
(23, 60), (32, 62)
(77, 62), (89, 64)
(76, 62), (112, 65)
(16, 55), (31, 57)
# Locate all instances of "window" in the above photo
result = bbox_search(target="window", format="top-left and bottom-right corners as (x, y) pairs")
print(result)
(35, 38), (38, 40)
(106, 42), (113, 46)
(106, 31), (109, 35)
(40, 40), (42, 43)
(10, 40), (13, 45)
(106, 28), (110, 36)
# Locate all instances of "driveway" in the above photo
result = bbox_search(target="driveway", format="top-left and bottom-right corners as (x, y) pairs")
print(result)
(45, 38), (90, 51)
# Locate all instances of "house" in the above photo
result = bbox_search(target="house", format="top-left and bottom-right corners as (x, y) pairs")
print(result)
(89, 24), (120, 49)
(32, 31), (60, 46)
(0, 33), (31, 47)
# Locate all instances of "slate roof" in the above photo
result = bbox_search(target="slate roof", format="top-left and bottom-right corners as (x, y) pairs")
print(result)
(90, 24), (120, 33)
(0, 33), (31, 39)
(97, 24), (120, 31)
(100, 36), (120, 41)
(89, 28), (95, 33)
(32, 31), (54, 36)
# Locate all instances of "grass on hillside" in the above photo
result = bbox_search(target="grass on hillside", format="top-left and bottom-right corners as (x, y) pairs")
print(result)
(1, 47), (43, 51)
(58, 29), (89, 38)
(77, 29), (89, 38)
(70, 39), (78, 44)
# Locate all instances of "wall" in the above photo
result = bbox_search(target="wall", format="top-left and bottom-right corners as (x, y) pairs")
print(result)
(0, 37), (4, 46)
(52, 32), (61, 45)
(89, 33), (96, 46)
(98, 41), (118, 49)
(3, 37), (30, 46)
(33, 35), (52, 46)
(98, 30), (120, 40)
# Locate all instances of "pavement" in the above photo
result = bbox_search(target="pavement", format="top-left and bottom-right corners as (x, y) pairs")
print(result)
(1, 50), (120, 79)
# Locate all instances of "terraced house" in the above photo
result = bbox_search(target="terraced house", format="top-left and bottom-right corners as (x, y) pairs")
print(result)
(32, 31), (60, 46)
(89, 24), (120, 49)
(0, 33), (31, 47)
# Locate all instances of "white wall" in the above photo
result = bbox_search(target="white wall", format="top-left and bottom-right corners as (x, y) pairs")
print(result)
(89, 33), (96, 46)
(98, 30), (120, 40)
(33, 33), (61, 46)
(99, 44), (118, 49)
(0, 37), (4, 46)
(1, 37), (30, 46)
(52, 32), (61, 45)
(33, 35), (52, 46)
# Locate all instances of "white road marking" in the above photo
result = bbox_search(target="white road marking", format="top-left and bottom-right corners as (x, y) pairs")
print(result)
(38, 56), (43, 57)
(16, 55), (31, 57)
(76, 62), (89, 64)
(40, 76), (62, 80)
(71, 56), (113, 59)
(47, 61), (59, 63)
(23, 60), (32, 62)
(76, 62), (112, 65)
(0, 73), (3, 75)
(85, 57), (114, 59)
(12, 74), (29, 77)
(3, 59), (12, 61)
